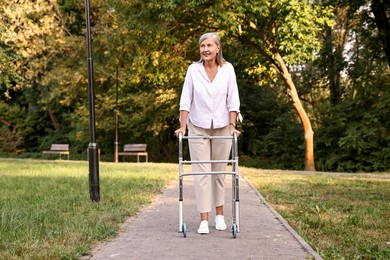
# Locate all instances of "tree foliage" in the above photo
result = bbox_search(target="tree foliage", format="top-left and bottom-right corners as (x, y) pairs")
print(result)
(305, 0), (390, 172)
(0, 0), (388, 172)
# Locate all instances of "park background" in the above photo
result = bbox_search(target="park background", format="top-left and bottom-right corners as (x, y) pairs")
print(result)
(0, 1), (389, 259)
(0, 0), (389, 172)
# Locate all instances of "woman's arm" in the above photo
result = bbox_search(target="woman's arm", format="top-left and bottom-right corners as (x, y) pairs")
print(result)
(175, 110), (189, 137)
(229, 111), (241, 137)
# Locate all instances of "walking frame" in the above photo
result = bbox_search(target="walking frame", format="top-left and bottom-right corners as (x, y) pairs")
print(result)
(177, 131), (240, 238)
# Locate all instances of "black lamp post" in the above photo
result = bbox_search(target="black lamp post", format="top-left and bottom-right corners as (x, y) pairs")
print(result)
(85, 0), (100, 202)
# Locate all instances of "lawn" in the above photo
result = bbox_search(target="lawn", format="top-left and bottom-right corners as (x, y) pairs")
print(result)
(1, 159), (389, 259)
(0, 159), (177, 259)
(241, 168), (390, 259)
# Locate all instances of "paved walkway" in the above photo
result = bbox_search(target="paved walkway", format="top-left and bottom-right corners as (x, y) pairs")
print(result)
(85, 176), (322, 260)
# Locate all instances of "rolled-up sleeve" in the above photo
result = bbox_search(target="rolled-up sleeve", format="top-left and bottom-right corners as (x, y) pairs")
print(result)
(226, 63), (240, 112)
(179, 66), (193, 112)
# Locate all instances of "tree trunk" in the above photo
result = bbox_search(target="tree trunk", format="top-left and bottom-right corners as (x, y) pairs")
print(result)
(36, 83), (61, 132)
(371, 0), (390, 68)
(325, 5), (349, 106)
(325, 26), (340, 106)
(274, 53), (316, 171)
(48, 109), (61, 132)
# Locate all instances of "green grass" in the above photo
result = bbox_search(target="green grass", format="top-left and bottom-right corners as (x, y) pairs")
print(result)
(1, 160), (389, 259)
(0, 159), (177, 259)
(241, 168), (390, 259)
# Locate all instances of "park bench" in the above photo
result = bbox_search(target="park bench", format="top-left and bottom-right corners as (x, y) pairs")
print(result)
(42, 144), (70, 160)
(118, 144), (148, 162)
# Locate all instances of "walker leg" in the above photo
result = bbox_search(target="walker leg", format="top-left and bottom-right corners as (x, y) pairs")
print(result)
(231, 170), (240, 234)
(179, 201), (183, 233)
(235, 175), (240, 233)
(179, 176), (184, 235)
(235, 201), (240, 233)
(232, 175), (236, 231)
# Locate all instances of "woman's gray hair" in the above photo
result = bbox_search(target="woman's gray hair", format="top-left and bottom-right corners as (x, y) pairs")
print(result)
(198, 32), (226, 67)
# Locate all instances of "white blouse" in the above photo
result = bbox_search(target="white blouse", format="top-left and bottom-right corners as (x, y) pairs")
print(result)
(179, 61), (241, 129)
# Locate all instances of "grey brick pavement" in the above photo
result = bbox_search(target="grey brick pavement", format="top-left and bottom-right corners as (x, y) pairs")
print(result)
(84, 175), (322, 260)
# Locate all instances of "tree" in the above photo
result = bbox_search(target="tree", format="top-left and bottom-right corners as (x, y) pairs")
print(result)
(0, 0), (69, 132)
(322, 3), (350, 106)
(209, 0), (334, 171)
(309, 0), (390, 172)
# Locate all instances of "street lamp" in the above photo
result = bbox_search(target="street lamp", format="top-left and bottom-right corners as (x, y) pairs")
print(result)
(85, 0), (100, 202)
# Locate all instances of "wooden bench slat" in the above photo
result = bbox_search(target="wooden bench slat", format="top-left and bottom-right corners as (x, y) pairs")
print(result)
(123, 144), (147, 151)
(119, 143), (148, 162)
(50, 144), (69, 151)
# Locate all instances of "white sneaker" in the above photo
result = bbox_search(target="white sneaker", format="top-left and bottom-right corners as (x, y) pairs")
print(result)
(197, 220), (209, 234)
(215, 215), (227, 231)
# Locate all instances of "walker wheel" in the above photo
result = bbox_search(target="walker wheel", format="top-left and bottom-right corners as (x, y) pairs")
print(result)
(182, 223), (187, 238)
(232, 223), (237, 238)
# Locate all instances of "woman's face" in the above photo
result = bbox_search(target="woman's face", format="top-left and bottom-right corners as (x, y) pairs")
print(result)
(200, 37), (220, 63)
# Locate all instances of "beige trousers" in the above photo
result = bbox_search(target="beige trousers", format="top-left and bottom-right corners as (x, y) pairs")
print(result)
(188, 121), (232, 213)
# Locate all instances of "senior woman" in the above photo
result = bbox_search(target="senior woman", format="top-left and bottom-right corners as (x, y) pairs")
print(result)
(175, 32), (241, 234)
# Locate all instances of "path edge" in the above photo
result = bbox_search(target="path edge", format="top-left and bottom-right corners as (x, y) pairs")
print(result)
(242, 175), (323, 260)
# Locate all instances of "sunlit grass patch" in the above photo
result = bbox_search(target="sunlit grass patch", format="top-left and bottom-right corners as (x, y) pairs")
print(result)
(241, 168), (390, 259)
(0, 160), (176, 259)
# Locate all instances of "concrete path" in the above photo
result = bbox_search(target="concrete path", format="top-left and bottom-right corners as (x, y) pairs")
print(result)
(85, 175), (322, 260)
